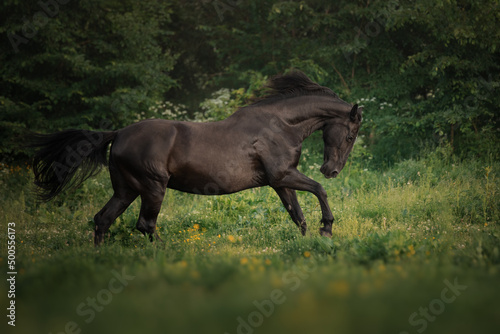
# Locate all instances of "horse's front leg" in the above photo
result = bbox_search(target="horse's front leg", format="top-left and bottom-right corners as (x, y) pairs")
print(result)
(273, 187), (307, 236)
(271, 169), (334, 237)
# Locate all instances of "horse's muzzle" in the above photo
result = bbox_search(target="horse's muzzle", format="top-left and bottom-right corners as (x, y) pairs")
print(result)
(320, 164), (339, 179)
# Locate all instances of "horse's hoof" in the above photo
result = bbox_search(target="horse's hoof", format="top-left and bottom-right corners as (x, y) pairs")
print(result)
(319, 227), (332, 238)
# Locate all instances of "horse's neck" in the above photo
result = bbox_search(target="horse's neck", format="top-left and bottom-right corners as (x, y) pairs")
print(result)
(276, 97), (349, 140)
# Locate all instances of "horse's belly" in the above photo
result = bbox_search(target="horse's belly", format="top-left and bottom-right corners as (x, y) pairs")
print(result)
(167, 163), (267, 195)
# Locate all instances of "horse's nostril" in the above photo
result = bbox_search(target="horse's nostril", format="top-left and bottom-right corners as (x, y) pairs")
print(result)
(331, 170), (339, 178)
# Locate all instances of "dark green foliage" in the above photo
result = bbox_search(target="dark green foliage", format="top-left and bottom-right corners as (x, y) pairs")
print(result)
(1, 0), (178, 160)
(1, 0), (498, 165)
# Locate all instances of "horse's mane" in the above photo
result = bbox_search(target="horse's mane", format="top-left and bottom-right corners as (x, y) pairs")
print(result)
(250, 70), (339, 106)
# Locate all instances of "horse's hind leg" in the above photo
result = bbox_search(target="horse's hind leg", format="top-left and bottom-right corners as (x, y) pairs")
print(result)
(136, 181), (167, 242)
(94, 167), (138, 246)
(94, 190), (138, 246)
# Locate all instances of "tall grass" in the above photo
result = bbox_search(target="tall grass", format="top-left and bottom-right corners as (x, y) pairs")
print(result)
(0, 140), (498, 334)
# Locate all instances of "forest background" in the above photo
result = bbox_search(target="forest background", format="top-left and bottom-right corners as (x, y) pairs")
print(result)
(1, 0), (498, 164)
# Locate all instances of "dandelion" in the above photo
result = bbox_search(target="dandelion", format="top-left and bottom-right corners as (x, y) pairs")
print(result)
(303, 251), (311, 258)
(407, 245), (416, 256)
(265, 259), (272, 265)
(228, 235), (236, 243)
(193, 223), (200, 230)
(240, 258), (248, 265)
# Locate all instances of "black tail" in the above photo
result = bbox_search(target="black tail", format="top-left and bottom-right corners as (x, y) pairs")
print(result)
(30, 129), (117, 201)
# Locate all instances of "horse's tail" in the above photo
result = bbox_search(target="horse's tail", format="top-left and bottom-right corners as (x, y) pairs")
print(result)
(30, 129), (117, 202)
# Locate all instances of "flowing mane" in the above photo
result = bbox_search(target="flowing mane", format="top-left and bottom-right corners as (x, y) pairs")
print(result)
(251, 71), (339, 106)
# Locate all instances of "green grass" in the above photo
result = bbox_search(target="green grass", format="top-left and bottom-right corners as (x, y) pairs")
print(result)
(1, 139), (499, 334)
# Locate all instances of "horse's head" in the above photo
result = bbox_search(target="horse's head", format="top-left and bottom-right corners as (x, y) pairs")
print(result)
(320, 104), (363, 179)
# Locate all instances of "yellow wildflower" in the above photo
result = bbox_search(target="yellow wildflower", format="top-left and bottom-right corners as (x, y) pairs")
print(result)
(407, 245), (416, 256)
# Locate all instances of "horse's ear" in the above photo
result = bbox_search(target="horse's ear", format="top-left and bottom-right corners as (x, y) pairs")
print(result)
(350, 104), (358, 122)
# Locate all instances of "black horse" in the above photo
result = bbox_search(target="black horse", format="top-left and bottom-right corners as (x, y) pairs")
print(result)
(31, 71), (362, 245)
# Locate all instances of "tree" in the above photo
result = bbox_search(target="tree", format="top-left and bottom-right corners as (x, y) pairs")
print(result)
(0, 0), (178, 160)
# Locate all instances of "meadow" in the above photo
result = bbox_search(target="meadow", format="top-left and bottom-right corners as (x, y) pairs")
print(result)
(1, 133), (499, 334)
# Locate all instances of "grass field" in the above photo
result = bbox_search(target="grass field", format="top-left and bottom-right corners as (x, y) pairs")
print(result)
(1, 134), (499, 334)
